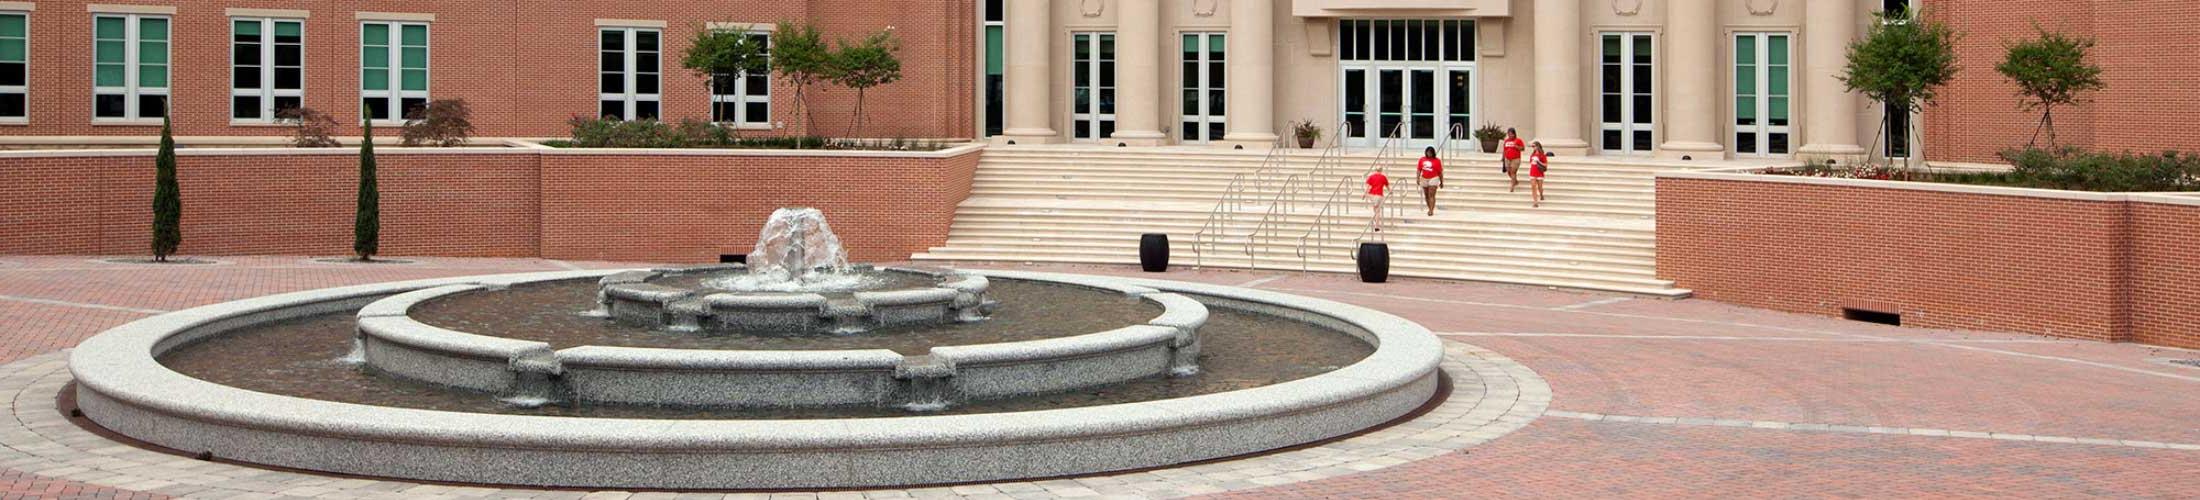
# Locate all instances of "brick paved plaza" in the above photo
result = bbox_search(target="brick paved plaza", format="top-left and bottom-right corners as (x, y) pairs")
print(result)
(1, 255), (2196, 499)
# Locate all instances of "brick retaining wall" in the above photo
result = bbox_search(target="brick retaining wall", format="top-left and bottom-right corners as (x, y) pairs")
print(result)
(1657, 171), (2198, 349)
(0, 146), (981, 263)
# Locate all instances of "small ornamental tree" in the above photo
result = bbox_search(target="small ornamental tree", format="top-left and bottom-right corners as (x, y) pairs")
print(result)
(829, 28), (903, 138)
(771, 21), (832, 138)
(355, 120), (381, 261)
(680, 25), (770, 124)
(279, 107), (342, 147)
(150, 117), (182, 262)
(1840, 6), (1959, 168)
(1996, 27), (2103, 148)
(399, 98), (475, 147)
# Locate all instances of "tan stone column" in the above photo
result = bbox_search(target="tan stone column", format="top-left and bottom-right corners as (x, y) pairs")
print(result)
(1533, 0), (1589, 155)
(1219, 0), (1278, 148)
(997, 0), (1060, 144)
(1798, 0), (1865, 158)
(1109, 0), (1167, 145)
(1658, 0), (1725, 159)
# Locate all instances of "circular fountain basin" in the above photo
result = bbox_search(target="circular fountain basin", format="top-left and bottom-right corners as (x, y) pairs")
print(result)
(69, 270), (1443, 489)
(598, 266), (995, 336)
(357, 268), (1204, 409)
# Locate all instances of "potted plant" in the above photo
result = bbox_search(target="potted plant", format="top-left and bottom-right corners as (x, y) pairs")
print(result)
(1473, 123), (1506, 153)
(1291, 120), (1323, 149)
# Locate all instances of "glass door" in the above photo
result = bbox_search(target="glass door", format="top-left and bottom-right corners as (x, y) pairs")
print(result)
(1180, 32), (1225, 143)
(1599, 32), (1654, 156)
(1338, 19), (1476, 148)
(1070, 32), (1116, 141)
(1734, 32), (1791, 157)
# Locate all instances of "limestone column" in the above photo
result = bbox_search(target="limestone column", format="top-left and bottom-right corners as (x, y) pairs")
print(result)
(997, 0), (1060, 144)
(1657, 0), (1724, 159)
(1797, 0), (1865, 158)
(1532, 0), (1590, 155)
(1109, 0), (1167, 146)
(1219, 0), (1279, 148)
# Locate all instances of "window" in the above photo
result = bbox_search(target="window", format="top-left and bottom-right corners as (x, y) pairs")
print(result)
(1338, 19), (1477, 146)
(600, 28), (662, 121)
(362, 22), (428, 122)
(0, 12), (24, 122)
(1070, 32), (1115, 140)
(94, 14), (170, 121)
(709, 32), (769, 126)
(982, 0), (1004, 136)
(1599, 32), (1654, 155)
(233, 18), (304, 122)
(1734, 33), (1791, 157)
(1180, 32), (1224, 143)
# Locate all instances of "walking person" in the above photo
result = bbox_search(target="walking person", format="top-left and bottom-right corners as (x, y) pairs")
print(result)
(1528, 141), (1550, 208)
(1500, 128), (1527, 192)
(1416, 146), (1445, 216)
(1365, 167), (1390, 232)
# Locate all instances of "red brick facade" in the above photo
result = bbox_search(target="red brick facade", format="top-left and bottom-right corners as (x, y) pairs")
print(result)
(0, 147), (982, 263)
(1657, 174), (2200, 349)
(1923, 0), (2200, 163)
(1, 0), (976, 139)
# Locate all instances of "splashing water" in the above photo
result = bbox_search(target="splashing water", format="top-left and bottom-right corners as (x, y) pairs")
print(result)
(705, 208), (871, 292)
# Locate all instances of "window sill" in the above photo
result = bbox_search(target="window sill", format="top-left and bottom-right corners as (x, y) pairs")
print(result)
(230, 121), (302, 128)
(368, 120), (408, 128)
(91, 119), (165, 127)
(0, 119), (26, 126)
(723, 123), (773, 131)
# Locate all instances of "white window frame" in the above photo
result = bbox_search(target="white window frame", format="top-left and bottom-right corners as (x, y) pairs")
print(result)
(92, 13), (170, 124)
(1180, 31), (1225, 144)
(0, 10), (26, 124)
(231, 17), (305, 124)
(707, 30), (770, 128)
(1069, 31), (1116, 142)
(598, 27), (662, 122)
(360, 21), (428, 126)
(1598, 31), (1655, 156)
(1336, 19), (1478, 149)
(1733, 32), (1792, 158)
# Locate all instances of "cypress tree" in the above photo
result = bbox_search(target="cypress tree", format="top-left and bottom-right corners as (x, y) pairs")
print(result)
(355, 120), (381, 261)
(150, 117), (182, 262)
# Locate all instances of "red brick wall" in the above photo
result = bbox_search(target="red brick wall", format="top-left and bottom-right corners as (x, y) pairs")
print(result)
(1923, 1), (2200, 163)
(4, 0), (973, 139)
(2130, 200), (2200, 349)
(0, 147), (981, 263)
(1659, 175), (2199, 349)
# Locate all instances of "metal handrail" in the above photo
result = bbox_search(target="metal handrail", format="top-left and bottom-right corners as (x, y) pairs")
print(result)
(1294, 123), (1407, 270)
(1192, 129), (1291, 267)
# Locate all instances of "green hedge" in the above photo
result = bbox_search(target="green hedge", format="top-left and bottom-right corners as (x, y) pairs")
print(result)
(1987, 148), (2198, 192)
(549, 117), (948, 151)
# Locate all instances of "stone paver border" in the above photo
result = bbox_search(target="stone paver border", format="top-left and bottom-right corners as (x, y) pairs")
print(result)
(1544, 411), (2200, 450)
(3, 340), (1544, 499)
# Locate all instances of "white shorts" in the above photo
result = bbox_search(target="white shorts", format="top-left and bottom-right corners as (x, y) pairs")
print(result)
(1420, 177), (1442, 188)
(1366, 194), (1385, 204)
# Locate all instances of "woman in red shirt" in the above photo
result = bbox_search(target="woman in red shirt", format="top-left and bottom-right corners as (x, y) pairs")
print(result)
(1416, 147), (1444, 216)
(1366, 168), (1389, 232)
(1500, 128), (1526, 192)
(1528, 141), (1550, 208)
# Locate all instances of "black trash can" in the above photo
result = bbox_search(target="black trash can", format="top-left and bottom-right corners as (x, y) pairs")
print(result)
(1139, 233), (1170, 272)
(1356, 242), (1390, 283)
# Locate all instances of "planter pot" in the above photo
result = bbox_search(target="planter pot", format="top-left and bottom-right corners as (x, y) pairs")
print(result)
(1139, 233), (1170, 273)
(1298, 136), (1318, 149)
(1356, 243), (1389, 283)
(1479, 138), (1500, 153)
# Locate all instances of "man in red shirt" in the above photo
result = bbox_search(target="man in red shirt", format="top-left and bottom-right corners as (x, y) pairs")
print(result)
(1366, 168), (1389, 232)
(1416, 146), (1445, 216)
(1500, 128), (1526, 192)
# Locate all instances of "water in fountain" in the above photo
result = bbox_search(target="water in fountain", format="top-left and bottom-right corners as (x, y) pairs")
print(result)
(704, 208), (877, 292)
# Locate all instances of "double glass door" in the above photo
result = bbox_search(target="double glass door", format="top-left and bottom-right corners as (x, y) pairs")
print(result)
(1180, 32), (1226, 143)
(1734, 32), (1792, 157)
(1070, 32), (1116, 141)
(1599, 32), (1655, 156)
(1338, 19), (1476, 149)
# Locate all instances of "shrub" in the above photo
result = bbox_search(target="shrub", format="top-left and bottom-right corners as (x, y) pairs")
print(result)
(400, 98), (475, 147)
(355, 120), (380, 261)
(1472, 123), (1506, 141)
(151, 117), (181, 262)
(1999, 148), (2199, 192)
(279, 107), (342, 147)
(560, 117), (931, 151)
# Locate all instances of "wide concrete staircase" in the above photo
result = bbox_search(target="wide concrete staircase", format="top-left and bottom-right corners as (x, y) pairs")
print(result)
(913, 145), (1780, 297)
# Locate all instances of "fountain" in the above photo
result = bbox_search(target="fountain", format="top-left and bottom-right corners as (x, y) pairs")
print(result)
(68, 207), (1447, 489)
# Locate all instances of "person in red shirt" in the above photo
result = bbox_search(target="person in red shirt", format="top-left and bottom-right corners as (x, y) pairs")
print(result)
(1365, 168), (1389, 232)
(1500, 128), (1527, 193)
(1528, 141), (1550, 208)
(1416, 147), (1445, 216)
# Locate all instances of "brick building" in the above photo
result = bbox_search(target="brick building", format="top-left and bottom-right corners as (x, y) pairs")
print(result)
(0, 1), (2191, 162)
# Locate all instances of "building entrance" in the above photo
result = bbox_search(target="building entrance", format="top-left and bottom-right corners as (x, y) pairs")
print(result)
(1338, 20), (1476, 149)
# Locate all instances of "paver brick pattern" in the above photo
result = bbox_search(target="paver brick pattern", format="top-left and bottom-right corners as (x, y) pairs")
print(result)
(0, 258), (2196, 498)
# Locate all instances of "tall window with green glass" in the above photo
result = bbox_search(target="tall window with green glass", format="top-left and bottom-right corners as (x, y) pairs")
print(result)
(0, 12), (25, 121)
(233, 18), (304, 122)
(362, 22), (429, 122)
(1180, 32), (1224, 143)
(93, 14), (170, 120)
(1734, 32), (1790, 157)
(983, 0), (1003, 136)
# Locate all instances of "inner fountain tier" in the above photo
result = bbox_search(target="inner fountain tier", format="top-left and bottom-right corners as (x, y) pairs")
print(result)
(598, 266), (997, 336)
(355, 269), (1207, 410)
